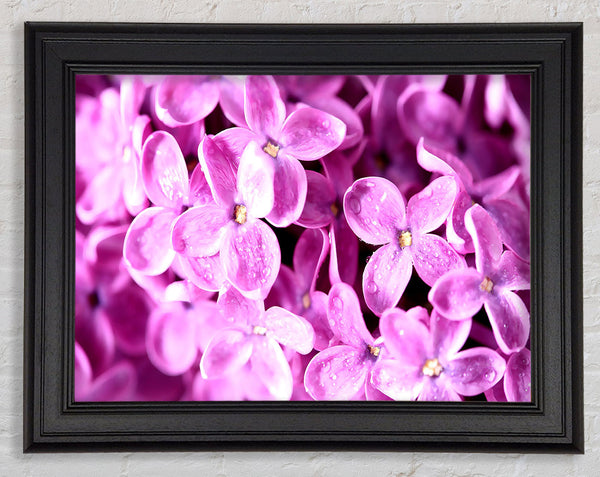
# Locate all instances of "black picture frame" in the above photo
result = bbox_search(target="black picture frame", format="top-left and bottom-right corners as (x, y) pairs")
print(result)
(24, 22), (583, 453)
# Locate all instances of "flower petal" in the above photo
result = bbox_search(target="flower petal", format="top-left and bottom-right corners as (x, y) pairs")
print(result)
(188, 162), (215, 207)
(218, 76), (247, 127)
(328, 282), (374, 348)
(141, 131), (189, 209)
(411, 233), (466, 287)
(304, 345), (369, 400)
(428, 268), (486, 320)
(212, 127), (256, 170)
(217, 284), (264, 327)
(465, 204), (503, 275)
(178, 253), (226, 292)
(407, 176), (458, 234)
(485, 198), (531, 261)
(430, 311), (472, 359)
(74, 343), (93, 400)
(370, 359), (423, 401)
(249, 336), (293, 400)
(363, 243), (412, 316)
(379, 308), (430, 365)
(484, 290), (530, 354)
(156, 75), (219, 126)
(445, 190), (475, 254)
(418, 377), (462, 401)
(244, 75), (286, 138)
(329, 217), (359, 286)
(76, 164), (122, 224)
(266, 153), (307, 227)
(303, 291), (333, 351)
(123, 207), (177, 275)
(504, 348), (531, 402)
(200, 329), (253, 379)
(280, 107), (346, 160)
(296, 171), (336, 229)
(84, 361), (137, 402)
(309, 95), (363, 149)
(446, 347), (506, 396)
(293, 227), (329, 293)
(264, 306), (315, 354)
(343, 176), (406, 245)
(171, 205), (230, 258)
(237, 142), (275, 218)
(198, 136), (237, 207)
(493, 251), (530, 290)
(221, 220), (281, 299)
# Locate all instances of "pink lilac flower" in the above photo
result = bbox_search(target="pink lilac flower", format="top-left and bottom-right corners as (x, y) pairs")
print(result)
(429, 204), (530, 354)
(371, 307), (506, 400)
(344, 175), (464, 315)
(304, 283), (384, 400)
(484, 347), (531, 402)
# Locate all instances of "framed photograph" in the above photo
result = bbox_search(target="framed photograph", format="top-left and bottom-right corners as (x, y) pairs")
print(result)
(24, 23), (583, 452)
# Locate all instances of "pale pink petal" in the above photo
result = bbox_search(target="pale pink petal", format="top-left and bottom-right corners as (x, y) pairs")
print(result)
(328, 282), (374, 348)
(379, 308), (430, 366)
(237, 142), (275, 218)
(221, 220), (281, 299)
(76, 164), (122, 224)
(218, 76), (247, 127)
(446, 347), (506, 396)
(407, 176), (458, 234)
(430, 311), (472, 359)
(280, 107), (346, 160)
(343, 176), (406, 245)
(74, 342), (92, 401)
(418, 377), (462, 402)
(370, 359), (423, 401)
(308, 95), (363, 150)
(492, 251), (530, 290)
(363, 243), (412, 316)
(188, 300), (230, 352)
(200, 329), (253, 379)
(120, 76), (146, 128)
(131, 114), (152, 157)
(178, 253), (226, 292)
(296, 171), (336, 229)
(329, 217), (359, 286)
(411, 233), (466, 286)
(504, 348), (531, 402)
(123, 207), (177, 275)
(249, 336), (293, 400)
(484, 290), (530, 354)
(188, 162), (214, 207)
(264, 306), (315, 354)
(156, 75), (219, 126)
(244, 75), (286, 138)
(146, 305), (198, 376)
(170, 205), (230, 257)
(84, 361), (137, 402)
(428, 268), (487, 320)
(217, 284), (264, 327)
(293, 228), (329, 293)
(446, 190), (475, 254)
(141, 131), (189, 209)
(266, 153), (307, 227)
(122, 147), (149, 216)
(304, 345), (369, 400)
(303, 291), (333, 351)
(465, 204), (503, 275)
(485, 198), (530, 261)
(212, 127), (256, 170)
(198, 136), (236, 207)
(471, 165), (521, 200)
(416, 138), (474, 187)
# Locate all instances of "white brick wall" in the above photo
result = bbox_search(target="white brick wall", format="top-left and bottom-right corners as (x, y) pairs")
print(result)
(2, 1), (597, 475)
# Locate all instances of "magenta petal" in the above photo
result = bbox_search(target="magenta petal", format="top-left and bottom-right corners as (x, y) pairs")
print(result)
(244, 75), (286, 138)
(429, 268), (486, 320)
(370, 359), (423, 401)
(407, 176), (458, 233)
(484, 290), (530, 354)
(304, 345), (369, 400)
(76, 165), (122, 224)
(74, 343), (92, 400)
(329, 217), (359, 285)
(218, 76), (247, 127)
(146, 306), (198, 376)
(303, 291), (333, 351)
(363, 243), (412, 316)
(309, 95), (363, 150)
(380, 308), (430, 365)
(416, 138), (474, 187)
(238, 142), (275, 218)
(171, 205), (230, 257)
(447, 347), (506, 396)
(465, 204), (503, 275)
(264, 306), (315, 354)
(504, 348), (531, 401)
(472, 165), (521, 201)
(84, 362), (137, 402)
(217, 284), (264, 327)
(188, 163), (214, 207)
(296, 171), (336, 229)
(198, 136), (237, 208)
(250, 336), (293, 400)
(200, 329), (253, 379)
(418, 377), (462, 402)
(430, 311), (472, 359)
(411, 233), (466, 286)
(446, 190), (475, 254)
(493, 251), (530, 290)
(328, 282), (374, 348)
(120, 76), (146, 127)
(266, 153), (307, 227)
(485, 198), (531, 261)
(123, 207), (177, 275)
(293, 228), (329, 293)
(264, 264), (301, 314)
(212, 127), (256, 170)
(280, 107), (346, 160)
(344, 177), (406, 245)
(178, 253), (226, 292)
(221, 220), (281, 299)
(141, 131), (189, 209)
(75, 309), (115, 375)
(156, 76), (219, 125)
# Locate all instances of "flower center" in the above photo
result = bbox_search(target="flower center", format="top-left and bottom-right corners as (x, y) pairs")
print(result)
(263, 141), (280, 158)
(234, 204), (247, 224)
(252, 325), (267, 336)
(302, 292), (311, 309)
(422, 358), (443, 377)
(480, 276), (494, 293)
(367, 344), (381, 357)
(330, 202), (339, 217)
(399, 230), (412, 248)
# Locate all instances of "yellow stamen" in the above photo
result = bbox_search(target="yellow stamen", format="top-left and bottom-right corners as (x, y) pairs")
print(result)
(252, 325), (267, 336)
(367, 344), (381, 357)
(234, 204), (247, 224)
(263, 141), (280, 158)
(302, 293), (311, 309)
(422, 358), (443, 377)
(399, 231), (412, 248)
(330, 202), (339, 216)
(480, 276), (494, 293)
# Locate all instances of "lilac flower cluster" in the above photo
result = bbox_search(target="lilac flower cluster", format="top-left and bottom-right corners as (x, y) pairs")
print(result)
(75, 73), (531, 401)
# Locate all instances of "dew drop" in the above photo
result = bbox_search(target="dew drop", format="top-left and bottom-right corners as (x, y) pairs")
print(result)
(332, 297), (343, 313)
(366, 281), (378, 294)
(349, 198), (361, 214)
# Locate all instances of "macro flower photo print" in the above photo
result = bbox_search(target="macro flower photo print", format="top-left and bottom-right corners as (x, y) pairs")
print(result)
(75, 73), (531, 402)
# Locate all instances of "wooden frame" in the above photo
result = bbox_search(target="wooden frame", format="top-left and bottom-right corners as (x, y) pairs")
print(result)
(24, 22), (583, 452)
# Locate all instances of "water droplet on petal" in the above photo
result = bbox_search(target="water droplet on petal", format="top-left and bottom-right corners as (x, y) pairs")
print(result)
(366, 281), (378, 294)
(349, 198), (361, 214)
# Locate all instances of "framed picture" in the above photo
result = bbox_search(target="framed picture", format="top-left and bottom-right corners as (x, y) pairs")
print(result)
(24, 23), (583, 452)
